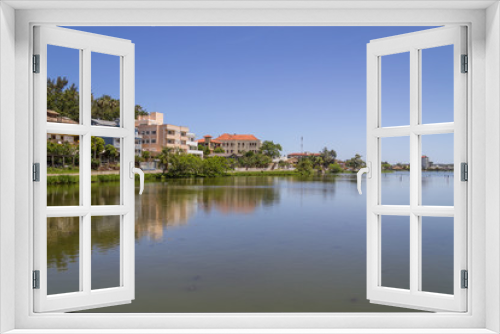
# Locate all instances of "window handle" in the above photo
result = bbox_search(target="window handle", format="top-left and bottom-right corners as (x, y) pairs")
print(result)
(129, 162), (144, 195)
(357, 162), (371, 195)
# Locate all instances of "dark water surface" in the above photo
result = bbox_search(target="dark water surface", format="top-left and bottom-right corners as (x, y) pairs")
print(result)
(46, 172), (454, 312)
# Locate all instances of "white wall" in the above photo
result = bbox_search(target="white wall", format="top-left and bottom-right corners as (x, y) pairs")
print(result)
(0, 2), (16, 333)
(485, 2), (500, 333)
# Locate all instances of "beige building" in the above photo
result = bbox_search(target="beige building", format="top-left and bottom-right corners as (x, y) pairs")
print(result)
(135, 112), (202, 156)
(198, 133), (261, 156)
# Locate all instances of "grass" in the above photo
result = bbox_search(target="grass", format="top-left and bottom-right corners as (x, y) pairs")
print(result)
(47, 167), (80, 174)
(227, 170), (299, 176)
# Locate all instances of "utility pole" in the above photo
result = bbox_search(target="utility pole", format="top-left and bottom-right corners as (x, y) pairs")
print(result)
(301, 136), (303, 154)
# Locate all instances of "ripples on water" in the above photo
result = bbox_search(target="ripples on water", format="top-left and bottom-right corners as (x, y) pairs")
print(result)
(46, 172), (454, 312)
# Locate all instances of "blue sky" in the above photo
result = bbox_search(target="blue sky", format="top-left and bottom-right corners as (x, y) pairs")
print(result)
(49, 26), (454, 163)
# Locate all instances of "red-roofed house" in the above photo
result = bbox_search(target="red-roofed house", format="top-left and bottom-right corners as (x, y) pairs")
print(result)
(198, 133), (261, 156)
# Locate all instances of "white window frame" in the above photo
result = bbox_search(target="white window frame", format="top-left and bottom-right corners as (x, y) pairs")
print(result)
(1, 1), (499, 333)
(33, 26), (136, 313)
(366, 26), (468, 312)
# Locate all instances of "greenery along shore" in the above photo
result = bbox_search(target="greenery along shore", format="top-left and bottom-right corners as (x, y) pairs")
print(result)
(47, 169), (333, 185)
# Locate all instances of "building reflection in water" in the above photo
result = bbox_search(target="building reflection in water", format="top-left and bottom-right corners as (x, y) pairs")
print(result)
(47, 177), (281, 269)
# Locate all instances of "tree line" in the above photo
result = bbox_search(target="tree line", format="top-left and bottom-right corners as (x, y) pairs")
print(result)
(47, 76), (149, 122)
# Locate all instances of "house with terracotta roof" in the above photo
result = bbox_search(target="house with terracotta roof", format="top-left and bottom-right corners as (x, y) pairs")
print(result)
(197, 135), (222, 153)
(198, 133), (261, 156)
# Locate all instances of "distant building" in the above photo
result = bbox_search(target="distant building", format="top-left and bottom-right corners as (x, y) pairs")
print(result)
(287, 152), (321, 159)
(198, 133), (261, 156)
(135, 112), (203, 156)
(422, 155), (432, 169)
(91, 119), (119, 127)
(197, 135), (222, 153)
(47, 133), (79, 144)
(187, 133), (203, 157)
(47, 110), (78, 124)
(135, 128), (143, 156)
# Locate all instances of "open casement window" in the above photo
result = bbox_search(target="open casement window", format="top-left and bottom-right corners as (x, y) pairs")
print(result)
(33, 26), (136, 312)
(365, 26), (467, 312)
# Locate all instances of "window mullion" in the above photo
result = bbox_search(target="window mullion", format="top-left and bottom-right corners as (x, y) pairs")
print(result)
(409, 47), (420, 294)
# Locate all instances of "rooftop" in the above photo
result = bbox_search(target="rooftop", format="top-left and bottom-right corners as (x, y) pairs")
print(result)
(216, 133), (259, 141)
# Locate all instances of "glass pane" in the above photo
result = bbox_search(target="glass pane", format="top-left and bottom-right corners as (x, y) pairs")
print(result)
(421, 45), (454, 124)
(381, 52), (410, 127)
(421, 217), (454, 294)
(91, 216), (121, 290)
(381, 215), (410, 290)
(91, 136), (121, 206)
(91, 52), (121, 127)
(47, 133), (80, 206)
(47, 217), (80, 295)
(381, 136), (410, 205)
(421, 133), (454, 206)
(47, 45), (80, 124)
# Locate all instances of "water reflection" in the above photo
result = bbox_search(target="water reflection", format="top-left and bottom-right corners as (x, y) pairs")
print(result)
(45, 173), (453, 312)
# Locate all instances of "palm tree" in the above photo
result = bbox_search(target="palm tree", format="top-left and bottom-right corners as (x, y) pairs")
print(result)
(157, 147), (174, 174)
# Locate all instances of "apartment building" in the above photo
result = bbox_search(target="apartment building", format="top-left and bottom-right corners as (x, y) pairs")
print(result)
(136, 112), (202, 156)
(198, 133), (261, 156)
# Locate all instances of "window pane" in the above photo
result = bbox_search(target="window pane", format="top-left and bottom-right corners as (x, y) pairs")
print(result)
(47, 45), (80, 124)
(381, 215), (410, 290)
(91, 52), (121, 127)
(47, 133), (80, 206)
(381, 52), (410, 127)
(421, 45), (454, 124)
(421, 217), (454, 295)
(47, 217), (80, 295)
(91, 136), (121, 206)
(381, 137), (410, 205)
(421, 133), (454, 206)
(91, 216), (121, 290)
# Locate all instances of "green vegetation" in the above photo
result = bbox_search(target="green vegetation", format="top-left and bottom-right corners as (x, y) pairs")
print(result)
(47, 140), (79, 168)
(327, 163), (343, 174)
(259, 140), (282, 159)
(198, 144), (210, 156)
(296, 159), (314, 176)
(238, 151), (272, 168)
(47, 76), (148, 122)
(229, 170), (298, 176)
(47, 167), (79, 174)
(214, 147), (225, 154)
(345, 153), (366, 170)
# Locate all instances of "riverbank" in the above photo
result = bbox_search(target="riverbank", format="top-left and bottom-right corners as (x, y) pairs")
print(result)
(47, 169), (317, 184)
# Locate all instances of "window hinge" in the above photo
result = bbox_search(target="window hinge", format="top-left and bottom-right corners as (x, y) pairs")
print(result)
(461, 270), (468, 289)
(461, 54), (468, 73)
(461, 162), (468, 181)
(33, 54), (40, 73)
(33, 270), (40, 289)
(33, 163), (40, 182)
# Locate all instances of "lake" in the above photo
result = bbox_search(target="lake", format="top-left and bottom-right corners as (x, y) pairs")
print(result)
(46, 172), (454, 312)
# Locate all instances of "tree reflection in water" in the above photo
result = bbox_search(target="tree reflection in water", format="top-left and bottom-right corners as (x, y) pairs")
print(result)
(47, 177), (283, 269)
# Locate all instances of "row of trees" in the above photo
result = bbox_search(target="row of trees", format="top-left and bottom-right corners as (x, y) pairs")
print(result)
(47, 76), (149, 122)
(295, 150), (365, 176)
(136, 147), (230, 177)
(47, 137), (119, 170)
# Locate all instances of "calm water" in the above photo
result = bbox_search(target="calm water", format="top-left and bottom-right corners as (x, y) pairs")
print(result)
(46, 172), (454, 312)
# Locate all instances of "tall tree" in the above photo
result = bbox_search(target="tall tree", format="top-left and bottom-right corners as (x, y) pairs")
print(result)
(259, 140), (282, 159)
(158, 147), (174, 174)
(47, 77), (79, 121)
(345, 154), (366, 170)
(105, 144), (119, 163)
(91, 136), (105, 160)
(135, 105), (149, 119)
(320, 147), (337, 166)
